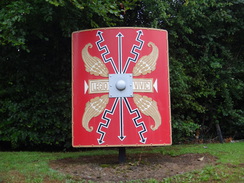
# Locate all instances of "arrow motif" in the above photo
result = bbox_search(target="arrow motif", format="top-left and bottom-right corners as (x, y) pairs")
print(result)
(96, 31), (118, 74)
(116, 33), (126, 141)
(153, 79), (158, 93)
(118, 97), (126, 141)
(81, 29), (163, 145)
(97, 98), (119, 144)
(123, 97), (147, 143)
(84, 80), (88, 94)
(116, 32), (124, 73)
(123, 30), (144, 73)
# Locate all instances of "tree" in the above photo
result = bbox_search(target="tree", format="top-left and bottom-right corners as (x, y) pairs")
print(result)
(0, 0), (137, 149)
(0, 0), (243, 149)
(123, 0), (244, 142)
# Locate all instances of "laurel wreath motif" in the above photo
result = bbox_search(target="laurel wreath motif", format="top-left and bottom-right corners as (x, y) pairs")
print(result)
(81, 41), (161, 132)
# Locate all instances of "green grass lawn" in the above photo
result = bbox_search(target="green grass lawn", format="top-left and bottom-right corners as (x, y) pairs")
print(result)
(0, 142), (243, 183)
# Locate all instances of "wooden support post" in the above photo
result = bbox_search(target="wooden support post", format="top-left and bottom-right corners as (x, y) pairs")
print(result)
(119, 147), (126, 163)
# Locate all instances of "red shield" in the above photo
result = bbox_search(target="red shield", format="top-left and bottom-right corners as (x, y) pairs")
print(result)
(72, 27), (171, 147)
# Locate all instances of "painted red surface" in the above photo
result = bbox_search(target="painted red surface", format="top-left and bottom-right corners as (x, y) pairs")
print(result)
(72, 27), (171, 147)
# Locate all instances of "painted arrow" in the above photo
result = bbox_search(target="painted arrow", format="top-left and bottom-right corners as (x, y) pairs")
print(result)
(84, 80), (89, 94)
(118, 97), (126, 141)
(123, 30), (144, 73)
(97, 98), (119, 144)
(96, 31), (118, 74)
(123, 97), (147, 143)
(116, 32), (124, 74)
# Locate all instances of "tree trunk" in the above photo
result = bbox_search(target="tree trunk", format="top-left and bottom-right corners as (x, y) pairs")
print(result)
(216, 123), (224, 143)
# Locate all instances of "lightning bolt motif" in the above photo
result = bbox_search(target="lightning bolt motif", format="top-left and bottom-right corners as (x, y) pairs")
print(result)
(96, 31), (118, 74)
(123, 97), (147, 143)
(96, 98), (119, 144)
(83, 29), (159, 145)
(123, 30), (144, 73)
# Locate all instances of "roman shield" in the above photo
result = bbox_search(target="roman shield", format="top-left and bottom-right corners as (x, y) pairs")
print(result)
(72, 27), (171, 147)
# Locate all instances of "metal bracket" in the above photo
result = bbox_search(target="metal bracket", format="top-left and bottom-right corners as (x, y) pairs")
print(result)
(109, 73), (133, 98)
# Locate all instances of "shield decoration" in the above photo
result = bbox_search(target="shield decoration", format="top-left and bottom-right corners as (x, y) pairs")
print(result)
(72, 27), (171, 147)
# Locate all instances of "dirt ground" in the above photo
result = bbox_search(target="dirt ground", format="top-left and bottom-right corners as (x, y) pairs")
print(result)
(49, 152), (217, 182)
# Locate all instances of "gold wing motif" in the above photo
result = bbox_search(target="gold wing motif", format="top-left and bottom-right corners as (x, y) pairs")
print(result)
(82, 95), (109, 132)
(133, 42), (159, 76)
(82, 43), (108, 77)
(133, 94), (162, 131)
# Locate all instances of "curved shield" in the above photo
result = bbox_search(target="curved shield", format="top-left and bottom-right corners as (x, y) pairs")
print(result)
(72, 27), (171, 147)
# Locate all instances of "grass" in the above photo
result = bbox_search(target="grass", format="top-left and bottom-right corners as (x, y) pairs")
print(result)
(0, 142), (243, 182)
(159, 142), (244, 183)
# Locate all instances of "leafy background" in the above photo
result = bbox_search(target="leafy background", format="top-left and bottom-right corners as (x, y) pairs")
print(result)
(0, 0), (243, 150)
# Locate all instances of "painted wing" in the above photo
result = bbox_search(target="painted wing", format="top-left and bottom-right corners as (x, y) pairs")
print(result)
(133, 42), (159, 76)
(133, 94), (162, 131)
(82, 95), (109, 132)
(82, 43), (108, 77)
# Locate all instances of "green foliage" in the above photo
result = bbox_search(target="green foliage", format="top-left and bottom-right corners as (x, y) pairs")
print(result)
(172, 120), (200, 143)
(0, 1), (32, 50)
(124, 0), (244, 142)
(0, 0), (137, 149)
(0, 0), (243, 149)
